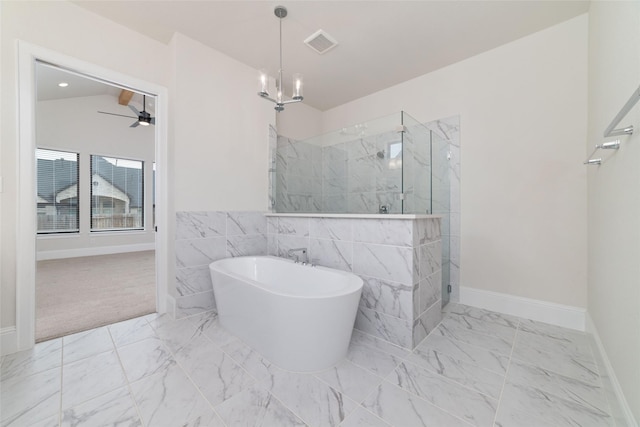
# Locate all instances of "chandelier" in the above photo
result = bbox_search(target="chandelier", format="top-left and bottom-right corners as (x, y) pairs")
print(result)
(258, 6), (303, 112)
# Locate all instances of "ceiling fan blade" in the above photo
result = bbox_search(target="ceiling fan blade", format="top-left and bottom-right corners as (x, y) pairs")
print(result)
(129, 104), (140, 116)
(98, 111), (137, 119)
(130, 121), (140, 128)
(150, 118), (156, 125)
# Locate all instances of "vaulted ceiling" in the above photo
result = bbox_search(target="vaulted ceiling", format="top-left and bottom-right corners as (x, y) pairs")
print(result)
(73, 1), (590, 111)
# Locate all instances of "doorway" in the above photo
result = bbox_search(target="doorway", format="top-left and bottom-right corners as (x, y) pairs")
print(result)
(15, 42), (168, 351)
(34, 62), (158, 341)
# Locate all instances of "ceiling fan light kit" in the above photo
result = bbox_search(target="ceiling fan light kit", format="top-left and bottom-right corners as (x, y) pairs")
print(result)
(98, 94), (155, 128)
(258, 6), (303, 112)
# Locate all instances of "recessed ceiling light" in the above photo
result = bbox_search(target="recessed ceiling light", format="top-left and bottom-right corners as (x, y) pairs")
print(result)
(58, 82), (69, 88)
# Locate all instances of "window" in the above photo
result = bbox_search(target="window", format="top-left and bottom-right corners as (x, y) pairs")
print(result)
(36, 149), (80, 234)
(90, 155), (144, 231)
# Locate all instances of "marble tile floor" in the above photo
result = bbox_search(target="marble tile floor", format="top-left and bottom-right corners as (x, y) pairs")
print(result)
(0, 303), (621, 427)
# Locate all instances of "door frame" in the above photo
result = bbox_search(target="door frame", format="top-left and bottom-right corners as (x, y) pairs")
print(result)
(16, 41), (169, 350)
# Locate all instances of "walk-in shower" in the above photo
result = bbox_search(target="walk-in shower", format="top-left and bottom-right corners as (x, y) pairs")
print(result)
(271, 110), (452, 305)
(272, 111), (449, 216)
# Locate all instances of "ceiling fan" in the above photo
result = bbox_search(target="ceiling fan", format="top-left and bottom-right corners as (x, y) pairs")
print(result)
(98, 94), (155, 128)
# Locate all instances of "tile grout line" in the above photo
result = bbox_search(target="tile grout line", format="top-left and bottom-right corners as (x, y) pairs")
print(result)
(389, 312), (503, 425)
(108, 324), (147, 427)
(491, 317), (520, 427)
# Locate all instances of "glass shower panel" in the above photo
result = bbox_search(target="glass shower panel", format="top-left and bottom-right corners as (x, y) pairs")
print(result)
(276, 112), (405, 214)
(431, 131), (451, 305)
(401, 111), (432, 214)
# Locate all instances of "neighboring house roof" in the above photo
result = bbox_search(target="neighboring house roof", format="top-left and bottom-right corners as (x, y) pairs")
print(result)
(37, 156), (144, 207)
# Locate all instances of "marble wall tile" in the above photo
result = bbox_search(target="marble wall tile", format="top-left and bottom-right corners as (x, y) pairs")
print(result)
(176, 266), (212, 296)
(175, 290), (216, 319)
(267, 234), (278, 256)
(175, 237), (226, 268)
(175, 212), (210, 240)
(324, 177), (347, 195)
(347, 137), (378, 159)
(277, 217), (310, 236)
(309, 218), (352, 241)
(419, 271), (441, 314)
(412, 300), (442, 347)
(353, 243), (413, 285)
(226, 234), (268, 258)
(275, 235), (310, 259)
(226, 212), (267, 236)
(353, 219), (413, 247)
(267, 217), (278, 234)
(309, 238), (352, 271)
(359, 275), (413, 320)
(419, 241), (442, 279)
(322, 194), (348, 213)
(354, 306), (413, 349)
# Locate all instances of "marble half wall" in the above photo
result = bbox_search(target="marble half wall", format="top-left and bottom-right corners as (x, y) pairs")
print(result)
(174, 211), (267, 318)
(267, 215), (442, 349)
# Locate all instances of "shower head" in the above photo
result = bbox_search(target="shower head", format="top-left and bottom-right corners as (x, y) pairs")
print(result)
(376, 150), (385, 159)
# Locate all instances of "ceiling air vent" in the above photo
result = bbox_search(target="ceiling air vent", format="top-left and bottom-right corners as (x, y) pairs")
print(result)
(304, 30), (338, 55)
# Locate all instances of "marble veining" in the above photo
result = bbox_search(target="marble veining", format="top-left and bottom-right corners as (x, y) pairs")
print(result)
(1, 303), (621, 427)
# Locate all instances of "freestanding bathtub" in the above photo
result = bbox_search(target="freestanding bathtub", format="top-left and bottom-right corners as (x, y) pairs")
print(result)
(209, 256), (363, 372)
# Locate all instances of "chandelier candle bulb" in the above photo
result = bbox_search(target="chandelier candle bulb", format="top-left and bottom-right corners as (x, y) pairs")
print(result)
(259, 69), (269, 96)
(293, 73), (303, 100)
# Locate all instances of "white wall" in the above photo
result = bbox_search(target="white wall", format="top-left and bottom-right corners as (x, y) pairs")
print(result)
(171, 33), (275, 213)
(1, 1), (169, 330)
(587, 1), (640, 423)
(1, 2), (275, 334)
(314, 15), (589, 308)
(275, 101), (323, 141)
(36, 95), (155, 258)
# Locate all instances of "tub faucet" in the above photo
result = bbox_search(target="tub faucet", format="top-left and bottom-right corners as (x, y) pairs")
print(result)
(287, 248), (308, 264)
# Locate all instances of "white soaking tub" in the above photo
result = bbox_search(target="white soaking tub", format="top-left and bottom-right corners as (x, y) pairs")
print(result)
(209, 256), (363, 372)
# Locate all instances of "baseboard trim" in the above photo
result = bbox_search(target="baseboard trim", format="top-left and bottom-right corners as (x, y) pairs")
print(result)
(586, 314), (638, 427)
(1, 326), (18, 356)
(37, 243), (155, 261)
(459, 286), (586, 331)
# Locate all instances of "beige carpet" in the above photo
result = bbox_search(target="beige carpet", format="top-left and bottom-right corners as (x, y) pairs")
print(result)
(36, 250), (156, 342)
